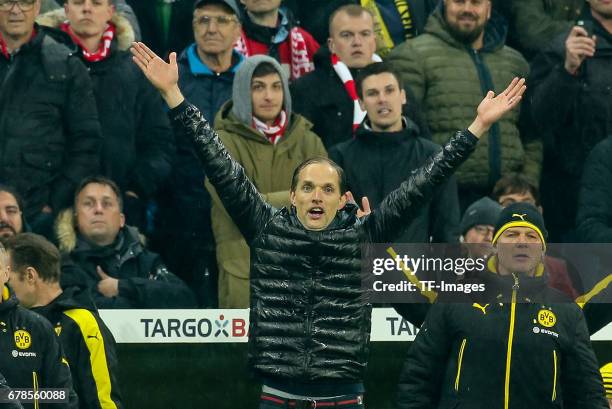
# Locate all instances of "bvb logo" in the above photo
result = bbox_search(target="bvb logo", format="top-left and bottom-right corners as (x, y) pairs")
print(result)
(537, 309), (557, 328)
(14, 330), (32, 350)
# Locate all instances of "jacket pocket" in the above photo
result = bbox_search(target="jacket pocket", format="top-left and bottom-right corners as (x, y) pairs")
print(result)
(552, 349), (558, 401)
(455, 338), (467, 392)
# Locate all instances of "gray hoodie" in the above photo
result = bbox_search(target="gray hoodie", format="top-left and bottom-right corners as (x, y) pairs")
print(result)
(231, 55), (293, 126)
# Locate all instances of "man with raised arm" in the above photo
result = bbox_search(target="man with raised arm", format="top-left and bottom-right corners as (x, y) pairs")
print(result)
(130, 41), (525, 408)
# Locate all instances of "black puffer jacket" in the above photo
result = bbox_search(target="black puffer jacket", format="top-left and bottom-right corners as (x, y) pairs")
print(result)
(0, 372), (23, 409)
(531, 8), (612, 240)
(329, 120), (459, 244)
(397, 269), (608, 409)
(170, 100), (477, 382)
(0, 26), (100, 219)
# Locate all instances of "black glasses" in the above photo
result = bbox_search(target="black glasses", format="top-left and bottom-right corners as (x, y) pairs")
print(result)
(194, 15), (237, 28)
(0, 0), (36, 11)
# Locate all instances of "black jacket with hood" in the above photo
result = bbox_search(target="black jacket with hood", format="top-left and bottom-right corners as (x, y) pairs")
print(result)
(329, 119), (459, 244)
(57, 212), (196, 309)
(169, 98), (478, 385)
(0, 25), (101, 219)
(0, 286), (79, 409)
(396, 263), (608, 409)
(31, 287), (123, 409)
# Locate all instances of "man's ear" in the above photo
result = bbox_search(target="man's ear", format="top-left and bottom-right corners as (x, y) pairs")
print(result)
(290, 191), (296, 207)
(25, 267), (38, 284)
(120, 213), (126, 228)
(338, 193), (348, 210)
(400, 88), (407, 105)
(328, 37), (335, 54)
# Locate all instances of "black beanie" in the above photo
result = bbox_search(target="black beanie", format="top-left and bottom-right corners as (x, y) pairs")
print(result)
(460, 197), (503, 235)
(492, 202), (548, 248)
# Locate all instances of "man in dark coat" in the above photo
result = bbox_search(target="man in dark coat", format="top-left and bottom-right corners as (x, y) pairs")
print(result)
(58, 177), (196, 309)
(38, 0), (175, 230)
(396, 203), (608, 409)
(330, 62), (459, 244)
(5, 233), (123, 409)
(131, 40), (525, 407)
(530, 0), (612, 242)
(0, 0), (101, 238)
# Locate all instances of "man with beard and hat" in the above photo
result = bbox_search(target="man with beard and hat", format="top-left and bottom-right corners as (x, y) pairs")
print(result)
(388, 0), (538, 210)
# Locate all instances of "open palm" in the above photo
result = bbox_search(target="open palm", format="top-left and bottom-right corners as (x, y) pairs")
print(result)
(130, 42), (178, 93)
(476, 77), (526, 126)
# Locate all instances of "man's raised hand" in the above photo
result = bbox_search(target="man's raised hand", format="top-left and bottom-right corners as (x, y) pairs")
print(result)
(468, 77), (526, 138)
(130, 42), (184, 108)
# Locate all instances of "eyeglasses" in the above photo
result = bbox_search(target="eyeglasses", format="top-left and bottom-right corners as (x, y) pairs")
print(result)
(0, 0), (36, 11)
(194, 15), (237, 28)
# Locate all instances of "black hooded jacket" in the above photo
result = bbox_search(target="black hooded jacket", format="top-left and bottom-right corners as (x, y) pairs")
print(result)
(31, 288), (123, 409)
(0, 286), (79, 409)
(329, 120), (459, 243)
(169, 100), (477, 384)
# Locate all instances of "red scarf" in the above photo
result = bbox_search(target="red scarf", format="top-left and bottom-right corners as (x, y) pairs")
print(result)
(331, 53), (382, 133)
(235, 27), (316, 80)
(60, 22), (115, 62)
(253, 110), (288, 145)
(0, 29), (37, 59)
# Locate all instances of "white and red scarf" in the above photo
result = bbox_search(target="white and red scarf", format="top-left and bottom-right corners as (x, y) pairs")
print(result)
(235, 27), (315, 80)
(253, 110), (288, 145)
(331, 53), (382, 133)
(60, 22), (115, 62)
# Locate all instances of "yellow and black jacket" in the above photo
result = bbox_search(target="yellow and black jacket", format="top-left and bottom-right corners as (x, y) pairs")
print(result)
(0, 286), (79, 409)
(396, 271), (608, 409)
(31, 287), (122, 409)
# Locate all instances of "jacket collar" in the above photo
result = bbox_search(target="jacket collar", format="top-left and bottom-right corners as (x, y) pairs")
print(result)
(356, 117), (420, 145)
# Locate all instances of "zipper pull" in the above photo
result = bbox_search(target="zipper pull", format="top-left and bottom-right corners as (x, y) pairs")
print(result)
(512, 273), (519, 291)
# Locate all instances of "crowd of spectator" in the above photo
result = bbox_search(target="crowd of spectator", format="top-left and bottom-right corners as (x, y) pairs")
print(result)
(0, 0), (611, 407)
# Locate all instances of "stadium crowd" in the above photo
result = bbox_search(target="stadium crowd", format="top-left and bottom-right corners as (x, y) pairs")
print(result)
(0, 0), (611, 408)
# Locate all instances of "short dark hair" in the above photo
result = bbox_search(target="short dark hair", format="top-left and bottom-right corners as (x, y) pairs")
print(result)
(329, 5), (373, 37)
(252, 62), (280, 80)
(64, 0), (114, 4)
(0, 185), (24, 212)
(355, 62), (404, 99)
(290, 157), (347, 195)
(74, 176), (123, 211)
(491, 173), (540, 206)
(5, 233), (61, 283)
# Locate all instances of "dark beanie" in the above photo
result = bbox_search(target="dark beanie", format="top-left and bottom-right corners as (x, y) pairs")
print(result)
(492, 202), (547, 248)
(460, 197), (503, 235)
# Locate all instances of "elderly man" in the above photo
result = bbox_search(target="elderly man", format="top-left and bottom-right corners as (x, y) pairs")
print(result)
(58, 176), (196, 309)
(396, 202), (608, 409)
(131, 40), (524, 407)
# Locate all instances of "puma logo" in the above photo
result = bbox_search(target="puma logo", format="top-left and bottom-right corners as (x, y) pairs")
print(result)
(473, 303), (490, 315)
(512, 213), (527, 221)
